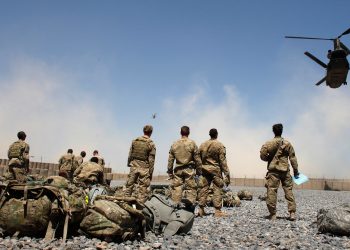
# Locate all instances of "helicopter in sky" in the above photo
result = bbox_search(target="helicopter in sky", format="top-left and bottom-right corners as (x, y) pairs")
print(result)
(286, 28), (350, 88)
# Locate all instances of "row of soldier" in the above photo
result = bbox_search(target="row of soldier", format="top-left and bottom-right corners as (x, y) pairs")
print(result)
(3, 123), (300, 220)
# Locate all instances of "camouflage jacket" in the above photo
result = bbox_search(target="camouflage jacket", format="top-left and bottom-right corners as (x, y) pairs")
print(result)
(58, 153), (76, 171)
(127, 135), (156, 175)
(75, 155), (84, 166)
(199, 139), (230, 178)
(7, 140), (30, 162)
(167, 137), (202, 174)
(260, 136), (298, 173)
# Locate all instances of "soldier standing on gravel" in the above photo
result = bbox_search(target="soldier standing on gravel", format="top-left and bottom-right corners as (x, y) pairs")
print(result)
(198, 128), (230, 217)
(167, 126), (202, 211)
(260, 123), (299, 221)
(124, 125), (156, 203)
(58, 149), (77, 181)
(6, 131), (30, 183)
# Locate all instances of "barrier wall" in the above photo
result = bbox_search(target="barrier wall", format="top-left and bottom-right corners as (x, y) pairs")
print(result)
(1, 159), (349, 191)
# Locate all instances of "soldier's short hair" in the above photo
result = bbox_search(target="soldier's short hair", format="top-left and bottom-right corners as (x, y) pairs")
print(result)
(81, 151), (86, 157)
(17, 131), (26, 140)
(209, 128), (218, 138)
(180, 126), (190, 136)
(272, 123), (283, 136)
(143, 125), (153, 135)
(67, 149), (73, 154)
(90, 156), (99, 163)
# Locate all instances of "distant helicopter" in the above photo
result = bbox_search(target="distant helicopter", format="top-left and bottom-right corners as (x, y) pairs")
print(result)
(286, 28), (350, 88)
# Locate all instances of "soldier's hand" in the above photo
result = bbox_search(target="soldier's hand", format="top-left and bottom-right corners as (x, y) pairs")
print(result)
(167, 173), (174, 180)
(294, 171), (300, 179)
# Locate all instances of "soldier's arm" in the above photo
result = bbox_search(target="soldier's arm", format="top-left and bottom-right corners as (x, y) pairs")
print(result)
(148, 142), (156, 179)
(193, 143), (202, 175)
(219, 146), (230, 179)
(24, 143), (30, 171)
(58, 156), (63, 169)
(73, 165), (83, 177)
(260, 144), (270, 162)
(288, 144), (299, 174)
(127, 142), (133, 167)
(167, 145), (175, 177)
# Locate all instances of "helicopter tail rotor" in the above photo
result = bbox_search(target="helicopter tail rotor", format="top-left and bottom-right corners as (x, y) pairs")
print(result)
(315, 76), (326, 86)
(304, 52), (327, 68)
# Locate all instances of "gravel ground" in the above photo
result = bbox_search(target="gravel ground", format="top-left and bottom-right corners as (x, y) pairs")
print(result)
(1, 187), (350, 249)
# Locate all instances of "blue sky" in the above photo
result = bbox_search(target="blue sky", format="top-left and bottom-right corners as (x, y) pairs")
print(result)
(0, 1), (349, 178)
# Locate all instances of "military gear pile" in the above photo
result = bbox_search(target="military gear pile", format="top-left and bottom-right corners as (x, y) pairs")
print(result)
(237, 190), (253, 200)
(80, 195), (146, 242)
(317, 203), (350, 236)
(143, 194), (195, 236)
(206, 188), (241, 207)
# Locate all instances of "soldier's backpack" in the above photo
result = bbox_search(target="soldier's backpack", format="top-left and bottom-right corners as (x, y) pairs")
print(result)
(79, 195), (146, 242)
(143, 194), (195, 236)
(317, 203), (350, 236)
(0, 182), (68, 239)
(8, 141), (25, 159)
(60, 154), (79, 173)
(237, 190), (253, 200)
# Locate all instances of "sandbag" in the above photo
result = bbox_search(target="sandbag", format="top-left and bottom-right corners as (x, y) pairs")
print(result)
(317, 203), (350, 236)
(79, 196), (145, 241)
(143, 194), (195, 236)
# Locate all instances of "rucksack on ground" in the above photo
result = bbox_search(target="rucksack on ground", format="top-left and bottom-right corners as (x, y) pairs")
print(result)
(317, 203), (350, 236)
(79, 195), (146, 242)
(143, 194), (195, 236)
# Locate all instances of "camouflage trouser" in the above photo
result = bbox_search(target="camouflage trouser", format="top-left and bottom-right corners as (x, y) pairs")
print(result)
(7, 166), (27, 183)
(5, 158), (28, 183)
(125, 165), (151, 203)
(171, 166), (197, 205)
(197, 165), (224, 209)
(266, 171), (296, 215)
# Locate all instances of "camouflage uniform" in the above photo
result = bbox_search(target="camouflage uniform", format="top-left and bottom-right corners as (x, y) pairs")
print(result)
(96, 156), (105, 168)
(73, 161), (104, 186)
(167, 137), (202, 205)
(7, 140), (30, 183)
(198, 139), (230, 209)
(58, 153), (77, 181)
(75, 155), (84, 166)
(260, 136), (298, 216)
(125, 135), (156, 202)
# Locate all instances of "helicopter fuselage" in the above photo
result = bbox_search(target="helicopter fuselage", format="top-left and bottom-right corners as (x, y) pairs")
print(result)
(326, 55), (349, 88)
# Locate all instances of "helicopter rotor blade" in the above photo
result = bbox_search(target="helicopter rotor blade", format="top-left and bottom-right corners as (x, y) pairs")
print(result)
(315, 76), (326, 86)
(285, 36), (333, 41)
(304, 52), (327, 68)
(338, 28), (350, 38)
(340, 41), (350, 55)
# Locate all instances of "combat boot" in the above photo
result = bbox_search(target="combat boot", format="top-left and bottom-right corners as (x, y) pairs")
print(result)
(289, 212), (296, 221)
(197, 207), (207, 217)
(214, 208), (227, 217)
(267, 213), (276, 220)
